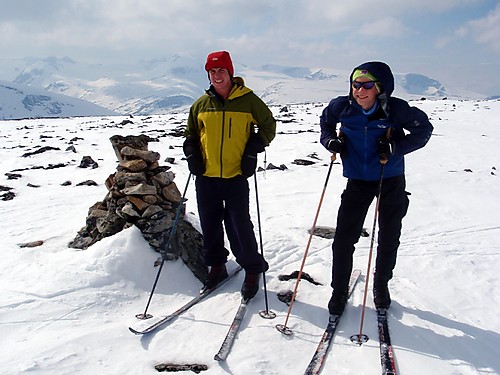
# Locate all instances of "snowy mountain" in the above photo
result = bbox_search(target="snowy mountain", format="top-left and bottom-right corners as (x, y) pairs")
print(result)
(1, 99), (499, 374)
(0, 55), (486, 119)
(0, 79), (118, 120)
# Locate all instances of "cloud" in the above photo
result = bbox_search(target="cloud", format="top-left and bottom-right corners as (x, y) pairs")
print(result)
(0, 0), (499, 74)
(437, 3), (500, 53)
(357, 17), (410, 38)
(467, 3), (500, 52)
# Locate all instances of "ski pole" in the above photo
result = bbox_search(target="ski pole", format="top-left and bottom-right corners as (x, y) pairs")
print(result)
(350, 160), (387, 344)
(276, 154), (336, 335)
(136, 172), (192, 320)
(253, 172), (276, 319)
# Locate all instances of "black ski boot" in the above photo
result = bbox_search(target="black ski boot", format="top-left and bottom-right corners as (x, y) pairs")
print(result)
(373, 282), (391, 309)
(202, 264), (228, 292)
(328, 290), (348, 315)
(241, 272), (260, 300)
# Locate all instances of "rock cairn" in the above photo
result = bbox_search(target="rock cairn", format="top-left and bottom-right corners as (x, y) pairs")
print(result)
(69, 134), (207, 282)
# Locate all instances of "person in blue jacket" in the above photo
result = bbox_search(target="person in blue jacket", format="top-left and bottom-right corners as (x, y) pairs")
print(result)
(320, 61), (433, 315)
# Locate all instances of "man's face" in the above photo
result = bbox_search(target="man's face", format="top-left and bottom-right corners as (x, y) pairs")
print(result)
(352, 78), (379, 110)
(208, 68), (232, 93)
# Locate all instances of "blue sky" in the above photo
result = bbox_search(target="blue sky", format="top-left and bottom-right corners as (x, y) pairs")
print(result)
(0, 0), (499, 95)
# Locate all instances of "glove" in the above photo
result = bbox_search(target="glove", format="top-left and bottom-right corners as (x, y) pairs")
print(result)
(183, 136), (205, 176)
(377, 136), (394, 161)
(326, 136), (344, 154)
(241, 133), (266, 177)
(246, 132), (266, 154)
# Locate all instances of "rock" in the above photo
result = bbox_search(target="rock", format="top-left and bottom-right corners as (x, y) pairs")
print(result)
(161, 182), (182, 203)
(122, 183), (157, 196)
(1, 191), (16, 201)
(5, 173), (22, 180)
(151, 171), (175, 187)
(19, 240), (44, 248)
(142, 205), (163, 218)
(126, 196), (150, 211)
(69, 134), (207, 283)
(113, 171), (147, 187)
(22, 146), (60, 157)
(292, 159), (315, 166)
(120, 146), (160, 164)
(76, 180), (98, 186)
(119, 159), (148, 172)
(79, 156), (99, 169)
(109, 134), (157, 162)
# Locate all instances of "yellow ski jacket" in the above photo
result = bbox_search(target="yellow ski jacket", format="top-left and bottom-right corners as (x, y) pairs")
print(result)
(186, 80), (276, 178)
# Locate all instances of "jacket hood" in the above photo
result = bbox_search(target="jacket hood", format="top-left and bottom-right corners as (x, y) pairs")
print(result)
(349, 61), (394, 98)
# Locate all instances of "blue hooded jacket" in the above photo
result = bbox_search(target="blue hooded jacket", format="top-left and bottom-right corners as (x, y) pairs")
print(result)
(320, 61), (433, 181)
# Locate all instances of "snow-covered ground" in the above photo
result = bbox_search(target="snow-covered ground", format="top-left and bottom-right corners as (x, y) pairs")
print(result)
(1, 98), (499, 374)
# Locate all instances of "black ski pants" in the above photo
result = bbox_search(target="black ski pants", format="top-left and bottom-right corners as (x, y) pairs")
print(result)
(195, 175), (268, 274)
(331, 174), (410, 293)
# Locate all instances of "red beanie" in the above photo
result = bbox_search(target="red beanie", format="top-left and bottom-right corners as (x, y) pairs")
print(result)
(205, 51), (234, 76)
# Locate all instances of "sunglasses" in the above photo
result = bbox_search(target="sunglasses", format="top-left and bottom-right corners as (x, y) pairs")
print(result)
(352, 81), (378, 90)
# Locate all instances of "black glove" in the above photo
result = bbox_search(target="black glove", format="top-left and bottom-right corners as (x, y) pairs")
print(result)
(241, 133), (266, 177)
(326, 136), (344, 153)
(183, 136), (205, 176)
(377, 136), (394, 161)
(246, 132), (266, 153)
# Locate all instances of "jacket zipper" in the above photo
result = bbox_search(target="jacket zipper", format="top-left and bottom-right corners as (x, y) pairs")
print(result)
(219, 103), (226, 178)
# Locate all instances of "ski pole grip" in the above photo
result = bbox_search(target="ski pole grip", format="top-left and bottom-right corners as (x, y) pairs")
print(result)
(330, 153), (336, 162)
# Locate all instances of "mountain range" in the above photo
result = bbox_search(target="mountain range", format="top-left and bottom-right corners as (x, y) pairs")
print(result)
(0, 55), (488, 120)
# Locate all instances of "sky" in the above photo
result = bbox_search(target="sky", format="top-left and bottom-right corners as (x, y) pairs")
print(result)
(0, 0), (499, 95)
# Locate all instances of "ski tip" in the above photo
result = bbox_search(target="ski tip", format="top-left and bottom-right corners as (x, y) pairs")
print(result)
(128, 327), (143, 335)
(214, 354), (225, 362)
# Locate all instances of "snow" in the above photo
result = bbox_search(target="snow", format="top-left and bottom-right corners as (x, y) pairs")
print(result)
(1, 98), (499, 374)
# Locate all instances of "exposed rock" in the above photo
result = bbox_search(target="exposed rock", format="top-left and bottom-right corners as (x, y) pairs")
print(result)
(19, 240), (44, 248)
(311, 225), (369, 239)
(69, 134), (207, 282)
(292, 159), (316, 166)
(278, 270), (322, 285)
(79, 156), (99, 169)
(119, 159), (148, 172)
(120, 146), (160, 163)
(265, 163), (288, 171)
(5, 173), (22, 180)
(155, 363), (208, 373)
(1, 190), (16, 201)
(22, 146), (61, 157)
(76, 180), (98, 186)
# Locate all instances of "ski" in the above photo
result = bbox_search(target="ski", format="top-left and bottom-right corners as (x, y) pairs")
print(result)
(213, 297), (250, 361)
(129, 266), (243, 335)
(377, 308), (397, 375)
(304, 269), (361, 375)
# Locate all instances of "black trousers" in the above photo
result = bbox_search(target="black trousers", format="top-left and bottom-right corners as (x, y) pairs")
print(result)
(195, 175), (268, 274)
(331, 175), (410, 292)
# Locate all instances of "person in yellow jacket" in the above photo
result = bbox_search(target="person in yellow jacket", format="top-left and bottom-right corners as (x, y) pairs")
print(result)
(183, 51), (276, 299)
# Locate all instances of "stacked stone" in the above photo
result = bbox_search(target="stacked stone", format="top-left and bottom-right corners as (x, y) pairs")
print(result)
(69, 134), (207, 282)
